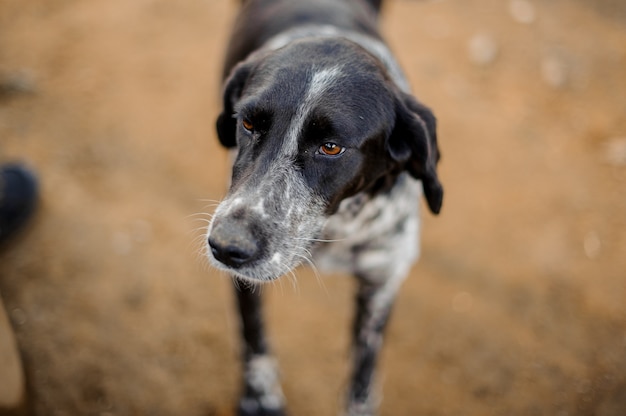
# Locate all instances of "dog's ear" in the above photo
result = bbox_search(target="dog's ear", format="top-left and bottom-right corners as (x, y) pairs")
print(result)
(215, 61), (255, 148)
(387, 91), (443, 214)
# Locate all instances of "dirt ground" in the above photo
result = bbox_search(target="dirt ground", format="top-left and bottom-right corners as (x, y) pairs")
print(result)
(1, 0), (625, 415)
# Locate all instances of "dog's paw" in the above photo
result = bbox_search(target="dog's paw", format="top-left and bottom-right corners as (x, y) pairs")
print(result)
(345, 402), (376, 416)
(345, 392), (380, 416)
(238, 396), (286, 416)
(238, 354), (286, 416)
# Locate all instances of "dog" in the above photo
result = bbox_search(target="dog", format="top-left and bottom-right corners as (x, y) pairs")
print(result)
(206, 0), (443, 414)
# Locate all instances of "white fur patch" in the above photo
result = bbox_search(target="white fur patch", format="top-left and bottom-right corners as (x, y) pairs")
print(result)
(246, 355), (285, 409)
(282, 66), (343, 157)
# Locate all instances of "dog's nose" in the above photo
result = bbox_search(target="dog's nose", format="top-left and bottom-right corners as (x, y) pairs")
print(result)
(208, 219), (260, 268)
(209, 238), (258, 268)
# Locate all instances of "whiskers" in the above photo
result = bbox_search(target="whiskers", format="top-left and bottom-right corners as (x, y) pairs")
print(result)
(292, 236), (347, 244)
(285, 237), (331, 296)
(187, 199), (221, 272)
(294, 249), (328, 297)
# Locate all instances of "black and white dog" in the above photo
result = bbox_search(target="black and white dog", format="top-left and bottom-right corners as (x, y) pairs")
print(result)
(207, 0), (443, 414)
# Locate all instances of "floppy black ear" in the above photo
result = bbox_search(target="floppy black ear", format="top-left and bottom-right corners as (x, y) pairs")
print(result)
(387, 92), (443, 214)
(215, 61), (254, 148)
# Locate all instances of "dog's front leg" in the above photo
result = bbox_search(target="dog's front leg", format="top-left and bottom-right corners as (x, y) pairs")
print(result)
(346, 275), (404, 416)
(234, 282), (286, 416)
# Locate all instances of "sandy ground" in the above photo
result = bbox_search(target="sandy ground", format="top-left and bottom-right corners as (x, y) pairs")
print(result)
(1, 0), (625, 415)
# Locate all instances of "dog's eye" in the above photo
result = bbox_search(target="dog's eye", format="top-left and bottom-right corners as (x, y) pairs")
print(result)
(241, 118), (254, 132)
(319, 143), (345, 156)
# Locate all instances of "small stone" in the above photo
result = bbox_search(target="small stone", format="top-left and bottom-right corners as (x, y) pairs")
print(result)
(112, 231), (133, 255)
(509, 0), (536, 24)
(10, 308), (27, 326)
(583, 231), (601, 259)
(468, 33), (499, 66)
(541, 56), (568, 89)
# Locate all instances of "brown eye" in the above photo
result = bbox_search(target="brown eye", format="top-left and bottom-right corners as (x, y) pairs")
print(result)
(320, 143), (344, 156)
(242, 118), (254, 131)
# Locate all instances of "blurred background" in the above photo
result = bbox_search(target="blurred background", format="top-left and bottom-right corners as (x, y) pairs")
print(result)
(1, 0), (625, 415)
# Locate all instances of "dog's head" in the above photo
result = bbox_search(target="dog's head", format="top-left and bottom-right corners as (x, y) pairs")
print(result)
(207, 38), (442, 282)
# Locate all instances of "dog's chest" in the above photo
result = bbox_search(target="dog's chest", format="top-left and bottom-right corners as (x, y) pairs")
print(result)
(312, 173), (421, 277)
